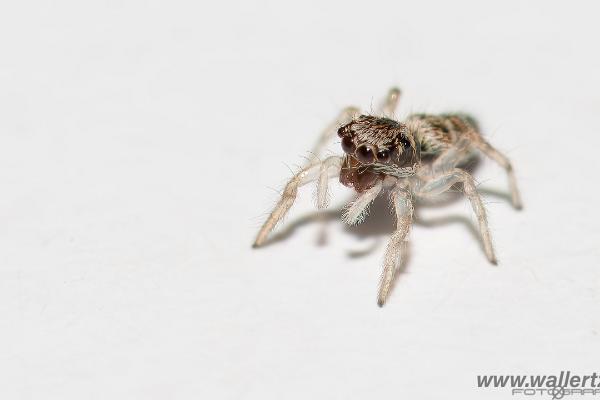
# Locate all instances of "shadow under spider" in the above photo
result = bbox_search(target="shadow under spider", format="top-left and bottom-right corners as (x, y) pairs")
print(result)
(259, 183), (514, 261)
(260, 153), (493, 249)
(257, 182), (513, 305)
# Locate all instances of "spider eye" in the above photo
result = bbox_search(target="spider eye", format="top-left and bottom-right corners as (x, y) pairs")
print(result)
(399, 136), (411, 150)
(393, 137), (414, 164)
(376, 148), (391, 163)
(337, 126), (346, 138)
(356, 144), (376, 164)
(341, 136), (356, 154)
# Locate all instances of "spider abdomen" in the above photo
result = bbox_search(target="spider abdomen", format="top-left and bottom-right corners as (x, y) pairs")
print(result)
(407, 113), (479, 156)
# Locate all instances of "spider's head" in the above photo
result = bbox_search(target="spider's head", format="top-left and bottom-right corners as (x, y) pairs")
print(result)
(337, 115), (420, 192)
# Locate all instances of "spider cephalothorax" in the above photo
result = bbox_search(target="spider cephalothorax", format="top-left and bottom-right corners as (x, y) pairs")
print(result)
(337, 115), (420, 192)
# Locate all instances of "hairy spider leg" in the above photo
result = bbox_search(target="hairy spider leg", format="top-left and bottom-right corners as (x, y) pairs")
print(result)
(471, 137), (522, 209)
(253, 156), (343, 247)
(415, 168), (497, 264)
(378, 184), (413, 307)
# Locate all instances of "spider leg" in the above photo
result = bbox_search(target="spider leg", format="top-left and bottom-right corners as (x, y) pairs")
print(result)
(309, 106), (359, 160)
(471, 138), (522, 209)
(415, 168), (497, 264)
(317, 156), (344, 209)
(428, 127), (522, 209)
(253, 156), (342, 247)
(377, 184), (413, 307)
(380, 87), (401, 117)
(342, 180), (383, 225)
(430, 138), (472, 175)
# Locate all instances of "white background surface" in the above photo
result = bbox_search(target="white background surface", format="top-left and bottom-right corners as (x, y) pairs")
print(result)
(1, 1), (599, 399)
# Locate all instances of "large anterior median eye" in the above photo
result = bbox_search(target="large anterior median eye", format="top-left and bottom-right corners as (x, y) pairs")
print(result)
(376, 148), (391, 163)
(356, 143), (376, 164)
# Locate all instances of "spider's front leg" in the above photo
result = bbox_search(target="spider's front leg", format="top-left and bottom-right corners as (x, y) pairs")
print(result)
(378, 184), (413, 307)
(253, 156), (342, 248)
(415, 168), (497, 264)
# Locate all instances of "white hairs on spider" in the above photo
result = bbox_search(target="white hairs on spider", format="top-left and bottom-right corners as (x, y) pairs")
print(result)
(342, 199), (372, 226)
(342, 181), (383, 226)
(371, 162), (418, 179)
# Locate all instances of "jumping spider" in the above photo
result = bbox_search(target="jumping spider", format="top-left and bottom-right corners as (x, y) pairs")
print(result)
(253, 88), (522, 306)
